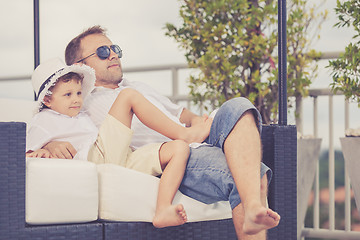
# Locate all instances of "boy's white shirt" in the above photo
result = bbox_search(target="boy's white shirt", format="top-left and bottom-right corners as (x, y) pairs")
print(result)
(83, 78), (185, 149)
(26, 109), (98, 160)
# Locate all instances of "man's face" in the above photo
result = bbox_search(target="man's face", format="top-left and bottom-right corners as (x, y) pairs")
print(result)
(80, 34), (123, 88)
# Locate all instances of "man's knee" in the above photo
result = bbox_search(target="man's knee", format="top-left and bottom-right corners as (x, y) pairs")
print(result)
(221, 97), (253, 113)
(223, 97), (261, 133)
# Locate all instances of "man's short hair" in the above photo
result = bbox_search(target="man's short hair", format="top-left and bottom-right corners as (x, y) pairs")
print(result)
(65, 25), (107, 65)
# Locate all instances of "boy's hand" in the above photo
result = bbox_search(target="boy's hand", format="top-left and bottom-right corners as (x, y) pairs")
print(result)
(42, 141), (77, 159)
(26, 149), (51, 158)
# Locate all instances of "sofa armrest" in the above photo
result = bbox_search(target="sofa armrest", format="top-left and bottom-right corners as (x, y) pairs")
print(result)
(0, 122), (103, 240)
(262, 125), (297, 239)
(0, 122), (26, 238)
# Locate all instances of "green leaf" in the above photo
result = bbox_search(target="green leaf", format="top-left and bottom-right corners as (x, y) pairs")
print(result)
(165, 0), (327, 123)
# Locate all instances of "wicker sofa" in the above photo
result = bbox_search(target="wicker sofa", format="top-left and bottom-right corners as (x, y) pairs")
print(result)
(0, 100), (297, 239)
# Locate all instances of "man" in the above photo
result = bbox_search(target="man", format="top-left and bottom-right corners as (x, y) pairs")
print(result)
(44, 25), (280, 239)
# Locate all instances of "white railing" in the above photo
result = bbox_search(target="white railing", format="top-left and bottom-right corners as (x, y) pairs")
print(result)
(124, 64), (189, 103)
(299, 89), (360, 239)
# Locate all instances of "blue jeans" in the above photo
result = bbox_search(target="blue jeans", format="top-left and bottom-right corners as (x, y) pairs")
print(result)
(179, 97), (272, 209)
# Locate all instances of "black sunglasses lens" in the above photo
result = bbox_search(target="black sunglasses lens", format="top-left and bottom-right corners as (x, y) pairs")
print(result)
(96, 45), (122, 60)
(96, 46), (111, 60)
(111, 45), (122, 58)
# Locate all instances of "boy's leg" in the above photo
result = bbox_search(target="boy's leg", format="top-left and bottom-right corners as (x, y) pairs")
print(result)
(88, 114), (133, 165)
(153, 140), (189, 228)
(107, 88), (136, 128)
(108, 88), (211, 143)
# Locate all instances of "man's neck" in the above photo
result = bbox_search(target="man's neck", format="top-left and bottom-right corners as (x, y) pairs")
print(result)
(95, 80), (120, 89)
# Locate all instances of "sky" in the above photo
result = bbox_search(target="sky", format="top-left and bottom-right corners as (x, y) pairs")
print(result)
(0, 0), (185, 92)
(0, 0), (359, 149)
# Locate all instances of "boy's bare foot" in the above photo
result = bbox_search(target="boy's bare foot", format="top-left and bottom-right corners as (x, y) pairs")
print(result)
(243, 204), (280, 235)
(153, 204), (187, 228)
(186, 118), (213, 143)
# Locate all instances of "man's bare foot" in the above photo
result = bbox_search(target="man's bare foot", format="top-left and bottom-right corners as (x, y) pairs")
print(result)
(243, 204), (280, 235)
(153, 204), (187, 228)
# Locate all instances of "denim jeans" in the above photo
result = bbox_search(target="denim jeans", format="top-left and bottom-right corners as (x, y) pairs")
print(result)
(179, 97), (272, 209)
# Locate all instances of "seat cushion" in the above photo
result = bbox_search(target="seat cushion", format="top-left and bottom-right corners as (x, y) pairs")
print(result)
(97, 163), (232, 222)
(26, 158), (99, 224)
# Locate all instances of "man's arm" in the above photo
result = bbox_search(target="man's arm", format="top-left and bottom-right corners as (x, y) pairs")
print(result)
(42, 141), (77, 159)
(179, 108), (208, 127)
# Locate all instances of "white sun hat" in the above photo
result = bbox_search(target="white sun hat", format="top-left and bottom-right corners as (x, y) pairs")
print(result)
(31, 58), (96, 112)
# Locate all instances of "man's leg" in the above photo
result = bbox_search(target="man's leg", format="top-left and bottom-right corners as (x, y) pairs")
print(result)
(223, 110), (280, 236)
(205, 98), (279, 236)
(178, 145), (272, 238)
(232, 174), (269, 239)
(179, 97), (278, 239)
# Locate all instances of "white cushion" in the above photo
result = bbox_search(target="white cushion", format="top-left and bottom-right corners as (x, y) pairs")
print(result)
(97, 164), (232, 222)
(26, 158), (99, 224)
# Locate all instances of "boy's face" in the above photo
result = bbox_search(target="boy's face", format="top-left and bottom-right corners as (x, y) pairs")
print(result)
(44, 79), (83, 117)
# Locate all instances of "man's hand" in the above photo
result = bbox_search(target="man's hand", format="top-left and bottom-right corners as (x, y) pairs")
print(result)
(42, 141), (77, 159)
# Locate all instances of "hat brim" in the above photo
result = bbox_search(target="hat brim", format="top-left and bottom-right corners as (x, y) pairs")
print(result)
(36, 64), (96, 112)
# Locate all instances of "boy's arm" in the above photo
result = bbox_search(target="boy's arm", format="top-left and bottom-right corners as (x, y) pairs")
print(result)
(42, 141), (77, 159)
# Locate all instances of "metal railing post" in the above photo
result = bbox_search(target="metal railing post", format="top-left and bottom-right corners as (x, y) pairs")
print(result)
(328, 95), (335, 230)
(313, 96), (320, 230)
(171, 67), (179, 104)
(33, 0), (40, 69)
(344, 100), (351, 231)
(33, 0), (40, 101)
(278, 0), (287, 125)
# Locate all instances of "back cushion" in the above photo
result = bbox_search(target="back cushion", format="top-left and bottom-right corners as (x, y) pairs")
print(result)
(0, 98), (36, 124)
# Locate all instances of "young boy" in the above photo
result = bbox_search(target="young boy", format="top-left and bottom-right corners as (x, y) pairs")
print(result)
(26, 58), (212, 228)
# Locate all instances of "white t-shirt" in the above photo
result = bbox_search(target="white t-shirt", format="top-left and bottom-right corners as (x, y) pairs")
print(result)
(26, 109), (98, 160)
(83, 78), (184, 149)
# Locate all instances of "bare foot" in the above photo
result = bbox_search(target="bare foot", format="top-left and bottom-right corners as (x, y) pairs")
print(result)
(186, 117), (213, 143)
(153, 204), (187, 228)
(243, 204), (280, 235)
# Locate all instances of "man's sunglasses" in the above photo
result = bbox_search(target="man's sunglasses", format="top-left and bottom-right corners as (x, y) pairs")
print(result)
(77, 45), (122, 63)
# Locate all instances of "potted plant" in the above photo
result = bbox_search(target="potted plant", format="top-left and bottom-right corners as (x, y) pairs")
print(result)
(328, 0), (360, 214)
(165, 0), (327, 124)
(297, 135), (322, 238)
